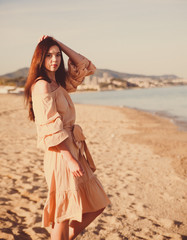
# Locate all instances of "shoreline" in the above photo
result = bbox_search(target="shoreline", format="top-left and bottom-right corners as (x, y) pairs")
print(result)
(126, 107), (187, 133)
(1, 84), (187, 132)
(3, 91), (187, 133)
(74, 100), (187, 133)
(75, 102), (187, 179)
(77, 101), (187, 179)
(116, 105), (187, 179)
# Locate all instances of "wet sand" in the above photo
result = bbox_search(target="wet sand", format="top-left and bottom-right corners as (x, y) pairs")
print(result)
(0, 94), (186, 240)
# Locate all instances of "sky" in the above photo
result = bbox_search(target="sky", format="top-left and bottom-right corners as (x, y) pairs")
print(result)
(0, 0), (187, 78)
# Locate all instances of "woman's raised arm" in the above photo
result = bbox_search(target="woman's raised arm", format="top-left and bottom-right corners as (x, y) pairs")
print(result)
(55, 39), (84, 65)
(39, 35), (84, 65)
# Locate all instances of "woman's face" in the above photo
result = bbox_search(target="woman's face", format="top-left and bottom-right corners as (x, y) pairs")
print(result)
(44, 45), (61, 72)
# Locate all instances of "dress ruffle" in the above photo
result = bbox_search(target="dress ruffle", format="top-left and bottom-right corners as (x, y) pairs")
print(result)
(37, 114), (69, 149)
(42, 175), (110, 227)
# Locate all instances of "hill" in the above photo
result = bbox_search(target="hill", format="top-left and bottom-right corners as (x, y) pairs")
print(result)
(0, 67), (184, 90)
(0, 67), (180, 81)
(1, 68), (30, 79)
(93, 69), (179, 81)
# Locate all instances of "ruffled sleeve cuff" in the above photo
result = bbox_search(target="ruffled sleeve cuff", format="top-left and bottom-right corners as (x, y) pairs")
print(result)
(40, 130), (69, 149)
(36, 113), (69, 150)
(65, 56), (96, 92)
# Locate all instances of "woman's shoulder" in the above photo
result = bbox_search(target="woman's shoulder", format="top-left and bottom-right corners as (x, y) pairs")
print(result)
(32, 79), (50, 95)
(31, 80), (62, 101)
(31, 78), (51, 95)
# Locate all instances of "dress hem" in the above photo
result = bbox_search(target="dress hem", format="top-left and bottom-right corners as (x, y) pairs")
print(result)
(42, 201), (110, 228)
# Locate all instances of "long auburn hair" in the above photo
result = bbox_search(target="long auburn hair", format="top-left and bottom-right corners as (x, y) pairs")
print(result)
(24, 37), (66, 121)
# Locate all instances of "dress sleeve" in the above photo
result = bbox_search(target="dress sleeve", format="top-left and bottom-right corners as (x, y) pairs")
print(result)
(65, 56), (96, 92)
(32, 92), (69, 150)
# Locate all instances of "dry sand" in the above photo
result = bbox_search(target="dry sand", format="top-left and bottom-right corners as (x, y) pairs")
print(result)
(0, 93), (187, 240)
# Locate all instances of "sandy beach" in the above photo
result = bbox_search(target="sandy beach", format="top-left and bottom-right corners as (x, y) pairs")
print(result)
(0, 93), (187, 240)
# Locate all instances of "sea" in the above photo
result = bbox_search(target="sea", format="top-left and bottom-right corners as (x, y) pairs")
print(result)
(71, 85), (187, 131)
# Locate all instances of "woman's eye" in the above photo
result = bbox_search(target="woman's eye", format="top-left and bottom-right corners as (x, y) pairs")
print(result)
(46, 54), (51, 57)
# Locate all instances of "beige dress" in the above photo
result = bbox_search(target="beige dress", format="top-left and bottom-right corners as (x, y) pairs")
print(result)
(32, 57), (110, 227)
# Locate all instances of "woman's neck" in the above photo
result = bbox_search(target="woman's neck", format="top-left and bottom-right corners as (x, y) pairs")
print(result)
(46, 71), (56, 82)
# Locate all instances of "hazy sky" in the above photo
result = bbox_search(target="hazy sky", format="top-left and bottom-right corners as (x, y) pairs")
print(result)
(0, 0), (187, 78)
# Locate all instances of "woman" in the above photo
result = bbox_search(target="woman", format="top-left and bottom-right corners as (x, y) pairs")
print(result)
(24, 35), (110, 240)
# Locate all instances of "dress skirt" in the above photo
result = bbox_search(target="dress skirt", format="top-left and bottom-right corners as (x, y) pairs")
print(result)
(42, 129), (110, 227)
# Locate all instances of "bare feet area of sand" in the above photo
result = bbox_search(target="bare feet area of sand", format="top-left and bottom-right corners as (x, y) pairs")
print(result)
(0, 93), (187, 240)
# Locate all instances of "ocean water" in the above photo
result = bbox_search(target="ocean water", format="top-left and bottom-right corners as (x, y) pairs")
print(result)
(71, 85), (187, 130)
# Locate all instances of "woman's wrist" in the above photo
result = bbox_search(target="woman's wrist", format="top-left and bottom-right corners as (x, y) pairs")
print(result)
(53, 38), (67, 53)
(59, 149), (77, 162)
(55, 39), (64, 51)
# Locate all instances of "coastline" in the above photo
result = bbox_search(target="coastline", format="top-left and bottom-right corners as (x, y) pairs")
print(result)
(126, 107), (187, 133)
(71, 85), (187, 133)
(155, 112), (187, 132)
(117, 106), (187, 179)
(0, 93), (186, 239)
(1, 84), (187, 132)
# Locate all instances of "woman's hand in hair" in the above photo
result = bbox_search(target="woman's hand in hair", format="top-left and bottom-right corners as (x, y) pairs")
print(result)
(38, 35), (49, 43)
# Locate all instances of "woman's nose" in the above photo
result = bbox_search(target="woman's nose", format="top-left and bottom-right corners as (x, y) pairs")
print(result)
(52, 55), (57, 61)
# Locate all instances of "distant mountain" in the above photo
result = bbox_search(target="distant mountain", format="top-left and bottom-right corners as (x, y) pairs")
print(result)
(0, 67), (180, 81)
(93, 69), (180, 80)
(1, 68), (29, 79)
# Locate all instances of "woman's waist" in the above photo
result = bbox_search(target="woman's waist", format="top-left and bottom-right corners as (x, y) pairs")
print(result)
(64, 124), (86, 142)
(64, 124), (74, 135)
